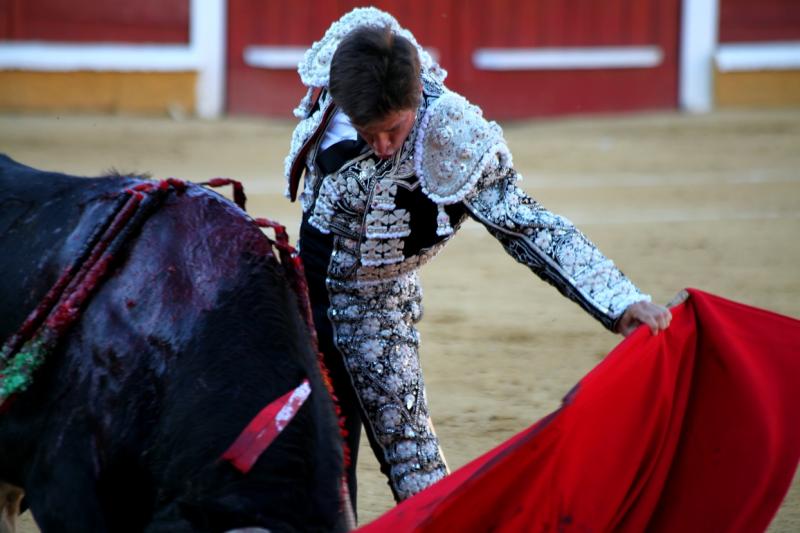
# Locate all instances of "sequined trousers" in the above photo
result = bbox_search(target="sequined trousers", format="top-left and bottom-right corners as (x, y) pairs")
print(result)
(326, 235), (449, 501)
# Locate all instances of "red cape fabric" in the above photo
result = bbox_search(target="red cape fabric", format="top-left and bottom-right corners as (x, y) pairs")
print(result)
(358, 289), (800, 532)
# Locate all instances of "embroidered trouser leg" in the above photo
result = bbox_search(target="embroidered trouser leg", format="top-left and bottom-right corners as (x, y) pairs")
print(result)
(327, 268), (449, 501)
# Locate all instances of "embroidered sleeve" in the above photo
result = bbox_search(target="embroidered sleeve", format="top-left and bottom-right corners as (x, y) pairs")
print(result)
(463, 164), (650, 331)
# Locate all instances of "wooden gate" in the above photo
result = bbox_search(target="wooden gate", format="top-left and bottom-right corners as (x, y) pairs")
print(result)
(0, 0), (189, 43)
(226, 0), (680, 119)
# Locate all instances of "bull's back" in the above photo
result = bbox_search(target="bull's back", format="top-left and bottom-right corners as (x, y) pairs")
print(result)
(0, 156), (344, 530)
(0, 154), (139, 339)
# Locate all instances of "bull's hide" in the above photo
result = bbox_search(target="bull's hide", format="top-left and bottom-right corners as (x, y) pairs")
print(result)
(0, 155), (346, 532)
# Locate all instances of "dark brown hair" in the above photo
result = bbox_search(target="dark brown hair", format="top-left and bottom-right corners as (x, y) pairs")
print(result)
(329, 25), (421, 127)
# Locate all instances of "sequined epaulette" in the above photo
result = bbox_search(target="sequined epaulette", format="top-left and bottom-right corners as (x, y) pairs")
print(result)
(414, 91), (513, 206)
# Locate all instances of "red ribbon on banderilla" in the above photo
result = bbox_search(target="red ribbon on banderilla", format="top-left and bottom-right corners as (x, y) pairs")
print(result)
(222, 378), (311, 473)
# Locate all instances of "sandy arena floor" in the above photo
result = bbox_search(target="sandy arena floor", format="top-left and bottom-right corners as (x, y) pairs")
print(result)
(2, 109), (798, 531)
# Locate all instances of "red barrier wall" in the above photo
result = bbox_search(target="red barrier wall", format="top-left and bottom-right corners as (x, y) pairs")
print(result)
(0, 0), (189, 43)
(227, 0), (680, 119)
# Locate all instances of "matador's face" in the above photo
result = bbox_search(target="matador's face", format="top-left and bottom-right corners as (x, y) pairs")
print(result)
(354, 108), (417, 160)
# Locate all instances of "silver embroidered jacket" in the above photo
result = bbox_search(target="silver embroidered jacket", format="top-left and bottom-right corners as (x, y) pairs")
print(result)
(286, 83), (650, 333)
(286, 80), (651, 504)
(283, 6), (649, 500)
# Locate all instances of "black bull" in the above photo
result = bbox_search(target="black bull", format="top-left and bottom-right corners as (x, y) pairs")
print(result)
(0, 155), (347, 532)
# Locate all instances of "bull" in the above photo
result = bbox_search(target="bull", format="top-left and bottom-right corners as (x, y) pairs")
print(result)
(0, 155), (347, 532)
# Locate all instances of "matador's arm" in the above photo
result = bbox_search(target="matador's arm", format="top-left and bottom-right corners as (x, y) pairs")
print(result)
(462, 163), (650, 332)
